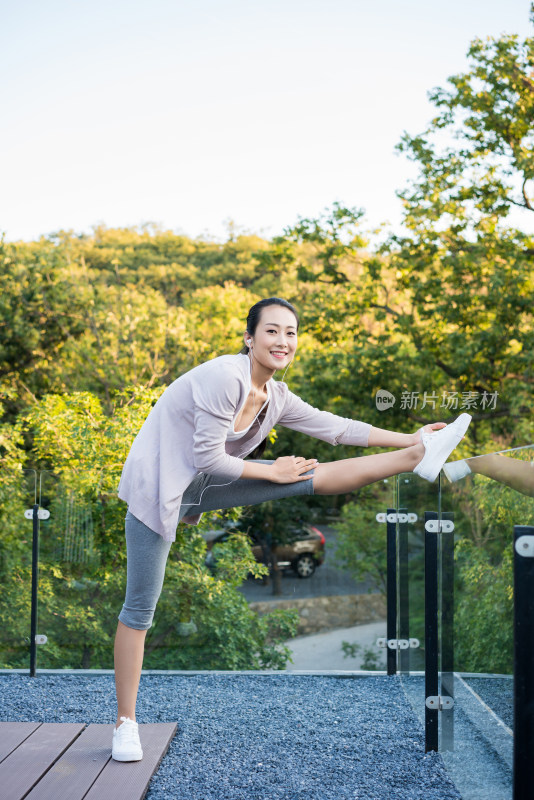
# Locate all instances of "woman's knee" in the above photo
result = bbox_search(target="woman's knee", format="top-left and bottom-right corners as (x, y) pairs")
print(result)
(122, 511), (171, 629)
(118, 606), (155, 631)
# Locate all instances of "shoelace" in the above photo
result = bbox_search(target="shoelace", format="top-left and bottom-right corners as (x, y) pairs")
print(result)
(116, 717), (139, 744)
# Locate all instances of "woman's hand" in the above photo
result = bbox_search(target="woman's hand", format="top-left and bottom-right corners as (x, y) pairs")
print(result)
(413, 421), (447, 444)
(268, 455), (318, 484)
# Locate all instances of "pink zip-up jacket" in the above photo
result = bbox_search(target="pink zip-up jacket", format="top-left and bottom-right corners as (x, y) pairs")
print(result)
(118, 353), (371, 541)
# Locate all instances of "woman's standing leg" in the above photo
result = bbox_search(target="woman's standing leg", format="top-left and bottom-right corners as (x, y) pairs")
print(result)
(114, 622), (148, 727)
(114, 511), (172, 729)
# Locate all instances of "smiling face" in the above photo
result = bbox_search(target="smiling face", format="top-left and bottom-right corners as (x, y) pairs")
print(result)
(244, 304), (298, 372)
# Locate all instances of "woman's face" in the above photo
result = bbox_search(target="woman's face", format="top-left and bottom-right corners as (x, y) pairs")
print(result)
(245, 305), (298, 372)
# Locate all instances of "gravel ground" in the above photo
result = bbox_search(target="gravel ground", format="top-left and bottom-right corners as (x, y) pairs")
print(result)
(0, 672), (462, 800)
(464, 677), (513, 730)
(401, 676), (512, 800)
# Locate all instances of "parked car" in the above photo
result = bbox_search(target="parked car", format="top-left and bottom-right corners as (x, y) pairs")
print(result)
(203, 524), (325, 578)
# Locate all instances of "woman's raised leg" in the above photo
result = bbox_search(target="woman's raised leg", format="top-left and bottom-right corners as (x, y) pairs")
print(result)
(313, 443), (425, 495)
(178, 444), (427, 519)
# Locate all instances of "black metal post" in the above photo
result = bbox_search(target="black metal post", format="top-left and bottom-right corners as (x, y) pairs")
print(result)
(398, 507), (410, 673)
(30, 503), (39, 677)
(513, 524), (534, 800)
(440, 510), (454, 751)
(386, 507), (397, 676)
(425, 510), (439, 752)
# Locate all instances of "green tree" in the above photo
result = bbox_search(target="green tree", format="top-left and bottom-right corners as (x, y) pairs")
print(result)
(388, 18), (534, 446)
(454, 541), (514, 673)
(55, 281), (191, 404)
(331, 483), (391, 595)
(0, 239), (88, 409)
(181, 282), (260, 367)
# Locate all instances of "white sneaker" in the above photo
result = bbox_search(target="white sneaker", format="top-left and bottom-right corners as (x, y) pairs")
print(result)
(413, 413), (472, 483)
(112, 716), (143, 761)
(443, 459), (472, 483)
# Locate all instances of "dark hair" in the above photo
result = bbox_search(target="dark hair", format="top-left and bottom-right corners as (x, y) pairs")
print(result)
(239, 297), (299, 355)
(241, 298), (299, 460)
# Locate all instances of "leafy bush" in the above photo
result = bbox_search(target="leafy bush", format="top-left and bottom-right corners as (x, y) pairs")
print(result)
(454, 541), (514, 674)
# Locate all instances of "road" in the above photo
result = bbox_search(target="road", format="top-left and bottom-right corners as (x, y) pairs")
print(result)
(283, 620), (387, 670)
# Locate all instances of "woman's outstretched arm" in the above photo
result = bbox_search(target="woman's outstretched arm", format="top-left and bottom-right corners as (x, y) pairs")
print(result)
(277, 388), (447, 451)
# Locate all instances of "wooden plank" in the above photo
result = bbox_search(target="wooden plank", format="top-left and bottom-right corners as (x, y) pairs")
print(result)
(24, 724), (111, 800)
(0, 722), (42, 763)
(83, 722), (178, 800)
(0, 722), (85, 800)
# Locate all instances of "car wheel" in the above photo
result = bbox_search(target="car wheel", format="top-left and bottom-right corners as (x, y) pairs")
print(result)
(294, 554), (316, 578)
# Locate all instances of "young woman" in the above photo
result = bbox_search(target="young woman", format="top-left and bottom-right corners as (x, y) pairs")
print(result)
(112, 297), (471, 761)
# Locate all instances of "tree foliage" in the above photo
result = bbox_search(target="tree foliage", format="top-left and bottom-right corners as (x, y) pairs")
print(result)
(1, 17), (533, 672)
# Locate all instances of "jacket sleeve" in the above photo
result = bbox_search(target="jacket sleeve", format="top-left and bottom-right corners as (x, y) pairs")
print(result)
(277, 388), (371, 447)
(190, 367), (246, 479)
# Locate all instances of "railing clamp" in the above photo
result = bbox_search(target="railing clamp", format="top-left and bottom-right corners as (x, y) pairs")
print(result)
(376, 512), (418, 524)
(426, 695), (454, 710)
(424, 519), (454, 533)
(24, 508), (50, 520)
(515, 535), (534, 558)
(376, 637), (420, 650)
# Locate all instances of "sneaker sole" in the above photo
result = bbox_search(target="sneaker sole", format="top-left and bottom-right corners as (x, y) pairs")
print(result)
(112, 750), (143, 761)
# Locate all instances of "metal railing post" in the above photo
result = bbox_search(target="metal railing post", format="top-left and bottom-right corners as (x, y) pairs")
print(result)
(30, 503), (39, 677)
(398, 506), (410, 673)
(440, 510), (454, 751)
(425, 510), (439, 752)
(386, 507), (397, 676)
(513, 524), (534, 800)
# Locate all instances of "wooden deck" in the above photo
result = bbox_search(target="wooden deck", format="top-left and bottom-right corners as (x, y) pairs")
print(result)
(0, 721), (178, 800)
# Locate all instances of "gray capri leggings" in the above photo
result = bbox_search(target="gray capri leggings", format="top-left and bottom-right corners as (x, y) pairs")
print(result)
(118, 461), (315, 630)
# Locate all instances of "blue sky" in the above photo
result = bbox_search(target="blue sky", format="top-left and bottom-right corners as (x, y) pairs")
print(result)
(1, 0), (531, 242)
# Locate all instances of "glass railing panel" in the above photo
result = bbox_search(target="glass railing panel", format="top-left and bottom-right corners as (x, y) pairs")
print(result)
(234, 475), (398, 672)
(0, 469), (38, 669)
(36, 468), (119, 670)
(397, 471), (439, 723)
(34, 465), (395, 672)
(438, 443), (534, 800)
